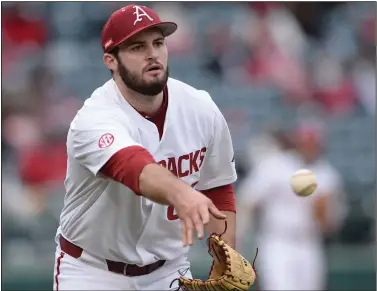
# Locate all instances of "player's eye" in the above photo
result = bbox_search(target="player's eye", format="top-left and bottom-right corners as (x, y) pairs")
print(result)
(131, 45), (143, 52)
(155, 41), (164, 47)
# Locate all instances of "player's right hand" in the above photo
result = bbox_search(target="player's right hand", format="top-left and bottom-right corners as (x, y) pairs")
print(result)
(172, 190), (227, 246)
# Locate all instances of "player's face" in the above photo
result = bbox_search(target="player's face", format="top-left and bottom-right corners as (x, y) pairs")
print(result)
(115, 28), (168, 96)
(297, 138), (321, 163)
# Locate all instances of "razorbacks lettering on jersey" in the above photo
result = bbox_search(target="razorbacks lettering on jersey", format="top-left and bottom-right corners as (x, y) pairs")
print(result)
(56, 77), (237, 266)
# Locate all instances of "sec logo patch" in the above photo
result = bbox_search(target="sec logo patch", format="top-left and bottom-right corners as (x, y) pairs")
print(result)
(98, 133), (114, 148)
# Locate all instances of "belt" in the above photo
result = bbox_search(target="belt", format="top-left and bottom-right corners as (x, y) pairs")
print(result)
(59, 235), (166, 276)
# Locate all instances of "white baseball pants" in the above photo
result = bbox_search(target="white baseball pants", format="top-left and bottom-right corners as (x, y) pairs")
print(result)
(256, 236), (326, 290)
(53, 245), (192, 290)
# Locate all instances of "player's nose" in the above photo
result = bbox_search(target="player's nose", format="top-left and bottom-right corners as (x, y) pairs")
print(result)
(146, 46), (160, 60)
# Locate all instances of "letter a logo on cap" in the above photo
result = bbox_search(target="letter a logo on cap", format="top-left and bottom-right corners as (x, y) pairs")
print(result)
(133, 5), (153, 26)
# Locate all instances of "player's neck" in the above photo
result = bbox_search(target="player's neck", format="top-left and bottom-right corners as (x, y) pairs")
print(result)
(115, 78), (164, 117)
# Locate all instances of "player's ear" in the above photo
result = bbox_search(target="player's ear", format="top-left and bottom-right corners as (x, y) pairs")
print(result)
(103, 53), (118, 72)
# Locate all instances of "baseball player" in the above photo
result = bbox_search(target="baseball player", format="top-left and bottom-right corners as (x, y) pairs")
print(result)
(53, 4), (238, 291)
(237, 124), (347, 290)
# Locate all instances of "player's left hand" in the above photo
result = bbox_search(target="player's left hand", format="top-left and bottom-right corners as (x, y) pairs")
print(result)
(174, 230), (257, 291)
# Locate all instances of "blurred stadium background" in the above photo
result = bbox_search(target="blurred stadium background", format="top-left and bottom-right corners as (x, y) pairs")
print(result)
(2, 1), (375, 290)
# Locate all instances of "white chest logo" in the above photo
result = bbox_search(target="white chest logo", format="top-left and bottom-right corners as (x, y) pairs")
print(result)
(132, 5), (153, 26)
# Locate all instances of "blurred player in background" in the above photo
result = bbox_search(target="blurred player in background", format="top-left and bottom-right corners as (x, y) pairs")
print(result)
(236, 123), (348, 290)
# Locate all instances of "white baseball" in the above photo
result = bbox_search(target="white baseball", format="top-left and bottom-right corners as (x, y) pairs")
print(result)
(290, 169), (317, 197)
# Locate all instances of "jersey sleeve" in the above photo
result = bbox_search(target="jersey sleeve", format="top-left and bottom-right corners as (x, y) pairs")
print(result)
(316, 166), (348, 228)
(68, 120), (142, 176)
(196, 102), (237, 191)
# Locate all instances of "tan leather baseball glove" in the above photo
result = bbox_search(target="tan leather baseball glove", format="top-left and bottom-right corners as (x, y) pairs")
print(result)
(174, 227), (258, 291)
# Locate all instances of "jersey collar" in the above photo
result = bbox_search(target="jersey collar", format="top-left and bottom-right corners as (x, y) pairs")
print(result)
(138, 86), (168, 121)
(112, 79), (172, 130)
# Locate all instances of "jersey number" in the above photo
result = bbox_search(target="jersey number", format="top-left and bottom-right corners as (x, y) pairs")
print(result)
(167, 181), (198, 221)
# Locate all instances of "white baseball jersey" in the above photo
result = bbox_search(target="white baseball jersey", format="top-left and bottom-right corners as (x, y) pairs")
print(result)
(238, 150), (345, 241)
(56, 78), (237, 266)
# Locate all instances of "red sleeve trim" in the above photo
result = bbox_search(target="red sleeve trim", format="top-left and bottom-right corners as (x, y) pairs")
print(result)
(201, 184), (236, 213)
(100, 146), (156, 195)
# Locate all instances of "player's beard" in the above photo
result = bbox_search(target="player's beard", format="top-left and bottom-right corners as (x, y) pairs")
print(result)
(118, 61), (169, 96)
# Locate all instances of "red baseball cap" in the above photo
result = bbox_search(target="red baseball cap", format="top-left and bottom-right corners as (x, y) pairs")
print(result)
(101, 4), (178, 53)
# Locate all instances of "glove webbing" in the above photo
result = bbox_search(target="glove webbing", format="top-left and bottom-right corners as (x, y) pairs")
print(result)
(207, 221), (259, 290)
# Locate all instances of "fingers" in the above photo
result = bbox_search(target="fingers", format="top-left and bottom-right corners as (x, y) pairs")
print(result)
(192, 212), (204, 241)
(200, 204), (210, 225)
(209, 203), (227, 220)
(185, 219), (194, 246)
(180, 198), (226, 246)
(182, 210), (208, 245)
(181, 218), (199, 246)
